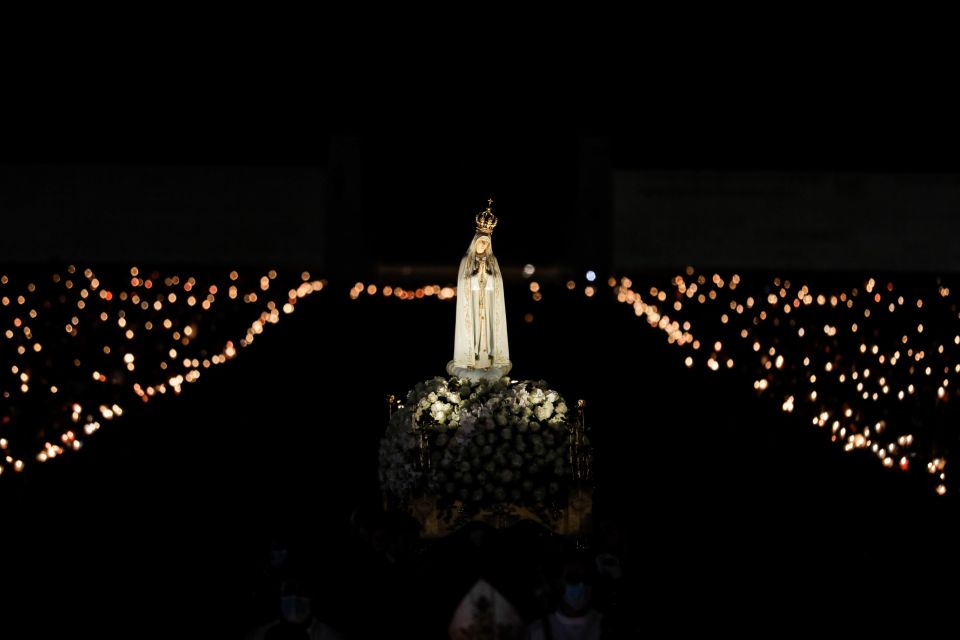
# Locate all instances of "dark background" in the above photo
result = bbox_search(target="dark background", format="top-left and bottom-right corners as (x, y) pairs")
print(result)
(6, 132), (960, 272)
(3, 123), (960, 635)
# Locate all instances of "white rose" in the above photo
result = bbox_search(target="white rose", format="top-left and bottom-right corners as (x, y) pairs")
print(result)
(535, 402), (554, 422)
(431, 401), (453, 422)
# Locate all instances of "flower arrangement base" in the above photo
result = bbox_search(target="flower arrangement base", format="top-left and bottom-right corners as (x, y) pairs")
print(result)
(380, 376), (593, 539)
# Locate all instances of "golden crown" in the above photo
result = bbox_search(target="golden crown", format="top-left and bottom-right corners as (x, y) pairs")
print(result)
(475, 198), (498, 234)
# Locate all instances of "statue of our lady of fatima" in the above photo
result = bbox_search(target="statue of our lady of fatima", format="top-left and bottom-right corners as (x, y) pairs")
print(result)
(447, 199), (512, 381)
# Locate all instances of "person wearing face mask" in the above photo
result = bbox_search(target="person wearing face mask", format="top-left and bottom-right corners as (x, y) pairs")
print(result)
(526, 555), (604, 640)
(245, 579), (345, 640)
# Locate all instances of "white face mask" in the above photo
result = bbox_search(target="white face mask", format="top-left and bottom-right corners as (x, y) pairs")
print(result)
(280, 595), (312, 624)
(562, 582), (591, 612)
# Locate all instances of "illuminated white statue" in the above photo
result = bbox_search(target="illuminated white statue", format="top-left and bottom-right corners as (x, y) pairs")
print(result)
(447, 200), (512, 381)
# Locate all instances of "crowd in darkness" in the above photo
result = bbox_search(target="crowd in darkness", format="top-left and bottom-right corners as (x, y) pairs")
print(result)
(241, 503), (633, 639)
(7, 134), (960, 636)
(4, 265), (959, 636)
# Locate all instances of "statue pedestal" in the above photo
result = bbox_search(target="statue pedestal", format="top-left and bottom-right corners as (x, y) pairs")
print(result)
(407, 487), (593, 538)
(445, 362), (512, 382)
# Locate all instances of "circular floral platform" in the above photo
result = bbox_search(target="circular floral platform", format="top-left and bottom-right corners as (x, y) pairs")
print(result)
(379, 376), (592, 536)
